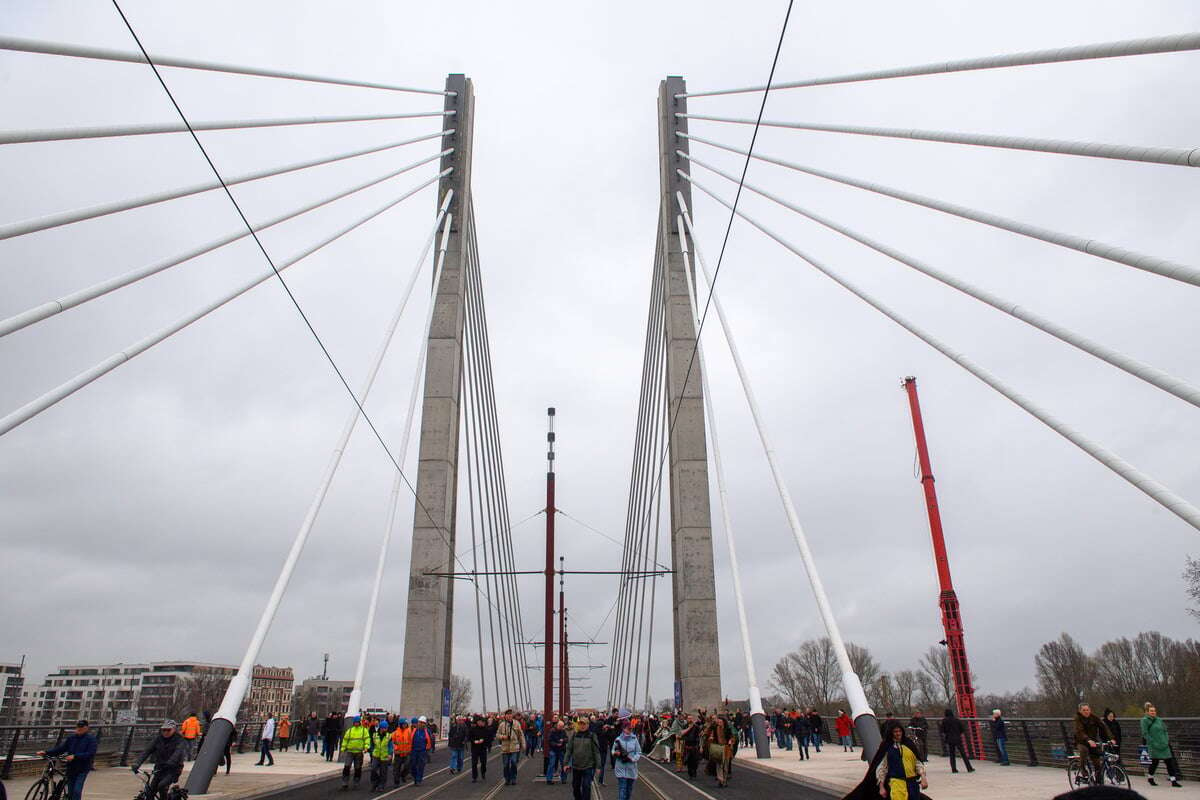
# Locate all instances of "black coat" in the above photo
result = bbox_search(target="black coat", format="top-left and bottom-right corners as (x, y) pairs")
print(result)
(940, 714), (964, 743)
(134, 734), (187, 772)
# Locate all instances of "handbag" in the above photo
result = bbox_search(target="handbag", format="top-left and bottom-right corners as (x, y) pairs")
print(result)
(1138, 745), (1151, 766)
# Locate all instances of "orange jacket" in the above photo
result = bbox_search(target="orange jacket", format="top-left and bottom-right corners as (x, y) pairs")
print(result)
(279, 719), (291, 738)
(391, 728), (414, 756)
(180, 717), (201, 740)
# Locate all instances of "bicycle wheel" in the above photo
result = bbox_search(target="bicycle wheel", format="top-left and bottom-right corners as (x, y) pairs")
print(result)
(1107, 764), (1132, 789)
(1065, 761), (1080, 789)
(23, 778), (50, 800)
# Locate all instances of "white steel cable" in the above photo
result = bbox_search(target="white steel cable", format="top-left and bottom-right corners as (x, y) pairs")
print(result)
(684, 178), (1200, 534)
(214, 202), (452, 726)
(0, 110), (455, 146)
(0, 130), (453, 241)
(682, 155), (1200, 409)
(679, 132), (1200, 288)
(346, 202), (453, 717)
(0, 169), (449, 437)
(675, 191), (876, 723)
(676, 213), (766, 719)
(0, 35), (454, 96)
(0, 150), (450, 338)
(678, 32), (1200, 97)
(679, 114), (1200, 168)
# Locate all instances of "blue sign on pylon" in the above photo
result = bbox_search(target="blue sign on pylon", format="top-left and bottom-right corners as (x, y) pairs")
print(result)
(673, 680), (683, 709)
(441, 687), (452, 717)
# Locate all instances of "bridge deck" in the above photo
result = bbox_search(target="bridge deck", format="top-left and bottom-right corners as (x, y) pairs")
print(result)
(737, 744), (1200, 799)
(3, 747), (341, 799)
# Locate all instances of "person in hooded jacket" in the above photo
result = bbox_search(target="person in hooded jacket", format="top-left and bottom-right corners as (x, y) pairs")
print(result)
(369, 720), (392, 791)
(939, 709), (974, 774)
(612, 719), (643, 800)
(843, 721), (928, 800)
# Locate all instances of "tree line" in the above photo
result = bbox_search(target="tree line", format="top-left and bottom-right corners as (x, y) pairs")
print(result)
(768, 632), (1200, 718)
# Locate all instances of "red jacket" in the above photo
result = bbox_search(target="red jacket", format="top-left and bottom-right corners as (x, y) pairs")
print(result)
(835, 714), (853, 737)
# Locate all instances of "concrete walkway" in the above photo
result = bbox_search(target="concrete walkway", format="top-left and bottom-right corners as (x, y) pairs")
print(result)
(734, 744), (1200, 799)
(2, 748), (341, 799)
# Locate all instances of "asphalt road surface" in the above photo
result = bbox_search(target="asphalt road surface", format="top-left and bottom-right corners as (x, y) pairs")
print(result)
(273, 750), (837, 800)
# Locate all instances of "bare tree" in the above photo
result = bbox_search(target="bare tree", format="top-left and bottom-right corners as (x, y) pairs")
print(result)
(869, 673), (896, 713)
(919, 647), (954, 708)
(770, 638), (840, 709)
(449, 674), (472, 716)
(1035, 633), (1094, 714)
(846, 642), (881, 691)
(1184, 556), (1200, 621)
(893, 670), (919, 715)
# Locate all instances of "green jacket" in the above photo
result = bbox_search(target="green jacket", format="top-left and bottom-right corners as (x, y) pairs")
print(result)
(371, 731), (392, 761)
(566, 730), (601, 770)
(1140, 715), (1171, 759)
(341, 725), (371, 754)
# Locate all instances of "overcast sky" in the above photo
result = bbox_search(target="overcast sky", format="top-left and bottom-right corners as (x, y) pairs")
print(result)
(2, 0), (1198, 714)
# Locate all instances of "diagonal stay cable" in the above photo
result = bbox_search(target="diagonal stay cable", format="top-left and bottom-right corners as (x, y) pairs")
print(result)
(557, 509), (671, 571)
(109, 1), (468, 570)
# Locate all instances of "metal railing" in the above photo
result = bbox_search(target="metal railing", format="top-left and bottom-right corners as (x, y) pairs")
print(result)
(0, 722), (268, 779)
(914, 717), (1200, 782)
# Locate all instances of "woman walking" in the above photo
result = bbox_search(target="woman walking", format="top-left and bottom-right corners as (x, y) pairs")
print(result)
(843, 721), (928, 800)
(1141, 703), (1182, 788)
(612, 719), (643, 800)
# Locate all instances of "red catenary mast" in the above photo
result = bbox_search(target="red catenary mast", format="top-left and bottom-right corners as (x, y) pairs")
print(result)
(902, 377), (983, 758)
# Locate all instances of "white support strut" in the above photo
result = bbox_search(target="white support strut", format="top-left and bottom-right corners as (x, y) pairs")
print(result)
(682, 156), (1200, 410)
(0, 34), (453, 96)
(0, 130), (454, 241)
(678, 32), (1200, 97)
(0, 151), (451, 338)
(0, 170), (449, 438)
(0, 110), (455, 146)
(684, 178), (1200, 535)
(346, 202), (454, 717)
(675, 213), (765, 718)
(675, 192), (875, 723)
(215, 198), (453, 725)
(679, 113), (1200, 168)
(678, 132), (1200, 288)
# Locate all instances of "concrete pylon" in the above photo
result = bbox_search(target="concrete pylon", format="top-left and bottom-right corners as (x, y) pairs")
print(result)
(399, 74), (474, 722)
(657, 76), (722, 710)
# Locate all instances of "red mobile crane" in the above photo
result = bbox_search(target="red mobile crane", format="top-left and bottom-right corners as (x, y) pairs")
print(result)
(902, 377), (983, 759)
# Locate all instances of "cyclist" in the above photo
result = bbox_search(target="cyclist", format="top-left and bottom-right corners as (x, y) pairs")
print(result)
(1073, 704), (1114, 783)
(38, 718), (96, 800)
(131, 719), (188, 800)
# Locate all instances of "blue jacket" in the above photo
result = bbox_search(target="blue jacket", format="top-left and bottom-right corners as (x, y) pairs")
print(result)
(991, 718), (1008, 740)
(46, 733), (97, 775)
(411, 728), (433, 754)
(611, 732), (641, 780)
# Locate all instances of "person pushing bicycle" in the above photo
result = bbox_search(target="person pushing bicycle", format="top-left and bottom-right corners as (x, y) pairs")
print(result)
(131, 719), (188, 799)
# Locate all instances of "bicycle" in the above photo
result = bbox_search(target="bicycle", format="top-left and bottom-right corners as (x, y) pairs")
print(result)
(133, 768), (190, 800)
(23, 756), (67, 800)
(1066, 743), (1130, 790)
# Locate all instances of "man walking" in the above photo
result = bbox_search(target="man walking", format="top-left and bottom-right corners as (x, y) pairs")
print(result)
(991, 709), (1011, 765)
(180, 712), (201, 760)
(448, 715), (468, 775)
(339, 716), (370, 790)
(546, 720), (568, 784)
(304, 712), (320, 753)
(390, 718), (413, 785)
(369, 720), (392, 792)
(322, 713), (340, 761)
(496, 710), (523, 785)
(410, 717), (434, 786)
(39, 719), (96, 800)
(565, 717), (602, 800)
(940, 709), (974, 774)
(256, 713), (276, 766)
